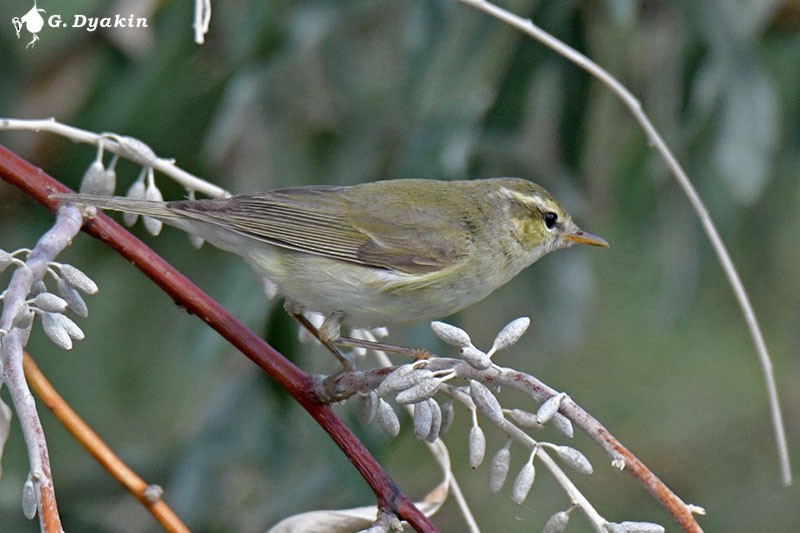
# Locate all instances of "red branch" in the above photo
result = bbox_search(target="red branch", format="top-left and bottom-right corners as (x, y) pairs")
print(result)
(0, 145), (438, 532)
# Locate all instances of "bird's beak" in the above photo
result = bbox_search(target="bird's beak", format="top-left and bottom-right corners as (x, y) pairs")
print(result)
(566, 229), (609, 247)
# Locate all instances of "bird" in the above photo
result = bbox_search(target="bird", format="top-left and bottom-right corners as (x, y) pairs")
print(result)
(52, 178), (607, 359)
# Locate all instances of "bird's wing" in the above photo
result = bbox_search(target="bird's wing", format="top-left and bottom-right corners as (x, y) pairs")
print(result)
(345, 205), (474, 275)
(169, 185), (474, 275)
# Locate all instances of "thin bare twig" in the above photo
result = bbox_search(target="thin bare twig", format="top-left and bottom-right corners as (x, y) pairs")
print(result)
(0, 118), (229, 199)
(457, 0), (791, 488)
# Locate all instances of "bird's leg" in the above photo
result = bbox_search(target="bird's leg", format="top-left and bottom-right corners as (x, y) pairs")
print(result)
(318, 313), (344, 344)
(332, 336), (429, 359)
(313, 314), (430, 362)
(286, 307), (355, 370)
(319, 314), (432, 359)
(284, 303), (429, 364)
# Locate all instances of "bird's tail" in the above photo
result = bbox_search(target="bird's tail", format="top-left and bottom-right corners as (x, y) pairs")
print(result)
(49, 193), (180, 220)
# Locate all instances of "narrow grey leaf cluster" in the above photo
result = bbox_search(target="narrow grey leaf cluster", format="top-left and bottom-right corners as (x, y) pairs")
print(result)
(342, 318), (610, 527)
(75, 155), (216, 251)
(1, 258), (98, 351)
(432, 317), (531, 370)
(364, 361), (454, 443)
(96, 164), (166, 236)
(430, 320), (491, 369)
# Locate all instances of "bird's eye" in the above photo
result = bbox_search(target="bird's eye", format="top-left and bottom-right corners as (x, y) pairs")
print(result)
(543, 211), (558, 230)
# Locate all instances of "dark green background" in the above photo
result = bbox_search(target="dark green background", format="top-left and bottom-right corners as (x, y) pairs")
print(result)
(1, 1), (798, 531)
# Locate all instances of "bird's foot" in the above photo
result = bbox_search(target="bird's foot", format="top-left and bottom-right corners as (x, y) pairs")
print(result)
(288, 310), (355, 371)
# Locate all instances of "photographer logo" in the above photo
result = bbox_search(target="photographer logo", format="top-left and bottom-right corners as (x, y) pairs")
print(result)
(11, 1), (149, 49)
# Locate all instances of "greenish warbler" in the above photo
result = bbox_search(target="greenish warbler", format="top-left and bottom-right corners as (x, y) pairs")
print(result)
(52, 178), (607, 329)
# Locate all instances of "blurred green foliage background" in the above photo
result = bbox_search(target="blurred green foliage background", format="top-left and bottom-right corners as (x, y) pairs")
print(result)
(1, 0), (799, 531)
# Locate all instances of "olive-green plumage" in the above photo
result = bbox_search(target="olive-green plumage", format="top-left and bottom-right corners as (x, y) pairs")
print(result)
(52, 178), (607, 328)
